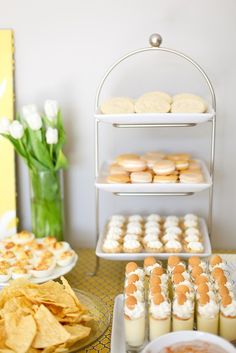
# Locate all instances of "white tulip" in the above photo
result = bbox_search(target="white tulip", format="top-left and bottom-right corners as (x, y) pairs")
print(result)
(9, 121), (24, 139)
(22, 104), (38, 118)
(44, 100), (58, 121)
(25, 112), (42, 131)
(46, 127), (58, 144)
(0, 117), (10, 134)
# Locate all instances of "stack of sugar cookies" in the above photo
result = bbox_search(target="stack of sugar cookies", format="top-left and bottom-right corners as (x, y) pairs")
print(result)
(123, 255), (236, 348)
(102, 213), (204, 254)
(107, 152), (204, 184)
(100, 92), (208, 114)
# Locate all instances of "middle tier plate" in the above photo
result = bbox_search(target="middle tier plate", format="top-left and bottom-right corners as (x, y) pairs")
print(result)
(95, 160), (212, 194)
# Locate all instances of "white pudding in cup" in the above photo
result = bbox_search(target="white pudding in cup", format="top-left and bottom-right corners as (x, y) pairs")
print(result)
(197, 293), (219, 334)
(149, 293), (171, 340)
(172, 293), (194, 331)
(124, 295), (146, 348)
(220, 294), (236, 341)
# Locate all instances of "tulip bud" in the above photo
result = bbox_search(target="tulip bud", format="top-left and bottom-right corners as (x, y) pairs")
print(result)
(46, 127), (58, 144)
(0, 117), (10, 134)
(9, 121), (24, 139)
(44, 100), (58, 121)
(22, 104), (38, 119)
(25, 112), (42, 131)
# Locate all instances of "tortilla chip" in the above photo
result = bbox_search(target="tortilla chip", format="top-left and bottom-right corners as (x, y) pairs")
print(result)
(32, 305), (70, 349)
(64, 324), (91, 346)
(5, 314), (36, 353)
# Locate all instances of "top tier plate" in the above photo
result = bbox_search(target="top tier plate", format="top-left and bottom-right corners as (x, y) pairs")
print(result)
(95, 109), (215, 125)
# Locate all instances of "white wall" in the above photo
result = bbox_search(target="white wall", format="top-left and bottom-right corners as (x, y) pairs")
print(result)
(1, 0), (236, 249)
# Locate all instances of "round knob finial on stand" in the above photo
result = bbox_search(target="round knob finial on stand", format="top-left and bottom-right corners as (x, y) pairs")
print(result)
(149, 33), (162, 47)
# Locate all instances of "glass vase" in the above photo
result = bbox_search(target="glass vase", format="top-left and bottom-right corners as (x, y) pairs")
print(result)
(30, 170), (64, 240)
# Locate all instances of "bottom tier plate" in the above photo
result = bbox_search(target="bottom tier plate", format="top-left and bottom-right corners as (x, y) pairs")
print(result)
(96, 218), (211, 260)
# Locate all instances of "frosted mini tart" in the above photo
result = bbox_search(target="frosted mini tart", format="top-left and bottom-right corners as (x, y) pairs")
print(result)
(144, 240), (164, 253)
(164, 240), (182, 253)
(128, 215), (144, 223)
(102, 239), (122, 253)
(153, 160), (175, 175)
(124, 234), (140, 242)
(12, 230), (35, 245)
(126, 222), (143, 235)
(142, 234), (159, 245)
(146, 214), (162, 223)
(57, 250), (76, 267)
(123, 240), (143, 253)
(185, 241), (204, 253)
(100, 97), (134, 114)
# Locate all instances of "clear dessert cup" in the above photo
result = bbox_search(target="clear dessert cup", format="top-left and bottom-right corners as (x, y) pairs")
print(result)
(149, 314), (171, 340)
(220, 313), (236, 341)
(197, 313), (219, 334)
(172, 314), (194, 331)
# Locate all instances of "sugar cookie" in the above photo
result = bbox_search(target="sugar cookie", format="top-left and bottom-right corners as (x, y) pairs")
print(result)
(140, 91), (172, 104)
(171, 98), (206, 113)
(100, 97), (134, 114)
(130, 171), (153, 183)
(116, 153), (140, 164)
(135, 95), (171, 113)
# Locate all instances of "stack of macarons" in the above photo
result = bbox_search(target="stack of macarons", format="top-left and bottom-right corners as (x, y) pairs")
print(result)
(107, 152), (204, 184)
(100, 92), (208, 114)
(102, 213), (204, 254)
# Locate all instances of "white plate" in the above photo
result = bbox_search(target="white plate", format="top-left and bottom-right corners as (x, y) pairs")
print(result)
(95, 109), (215, 125)
(96, 218), (212, 260)
(0, 254), (78, 287)
(142, 331), (236, 353)
(95, 160), (212, 193)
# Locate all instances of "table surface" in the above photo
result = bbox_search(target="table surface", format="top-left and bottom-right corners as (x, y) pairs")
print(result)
(65, 249), (235, 353)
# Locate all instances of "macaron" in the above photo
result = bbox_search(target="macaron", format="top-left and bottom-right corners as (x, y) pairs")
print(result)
(130, 171), (152, 183)
(153, 174), (178, 183)
(167, 153), (191, 162)
(116, 154), (140, 164)
(175, 160), (189, 171)
(119, 158), (147, 172)
(153, 160), (176, 175)
(179, 172), (204, 184)
(107, 174), (130, 184)
(109, 163), (129, 175)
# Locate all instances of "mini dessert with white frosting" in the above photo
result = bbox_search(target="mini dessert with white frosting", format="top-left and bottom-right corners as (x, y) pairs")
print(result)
(164, 226), (182, 236)
(124, 296), (146, 348)
(183, 219), (198, 229)
(162, 233), (179, 244)
(149, 293), (171, 340)
(165, 215), (179, 224)
(123, 240), (142, 253)
(110, 214), (126, 223)
(220, 294), (236, 340)
(146, 214), (161, 223)
(145, 221), (161, 230)
(143, 257), (162, 276)
(184, 233), (200, 243)
(144, 227), (161, 236)
(142, 233), (159, 245)
(184, 227), (201, 237)
(197, 293), (219, 334)
(106, 226), (124, 237)
(126, 223), (143, 235)
(128, 215), (143, 223)
(172, 293), (194, 331)
(165, 240), (182, 253)
(123, 233), (140, 242)
(102, 239), (122, 253)
(144, 240), (164, 253)
(183, 213), (198, 222)
(185, 241), (204, 253)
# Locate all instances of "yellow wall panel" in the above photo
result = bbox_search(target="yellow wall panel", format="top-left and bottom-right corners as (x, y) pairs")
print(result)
(0, 30), (16, 237)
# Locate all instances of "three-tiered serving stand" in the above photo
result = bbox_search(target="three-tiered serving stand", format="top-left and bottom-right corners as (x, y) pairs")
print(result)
(93, 33), (216, 275)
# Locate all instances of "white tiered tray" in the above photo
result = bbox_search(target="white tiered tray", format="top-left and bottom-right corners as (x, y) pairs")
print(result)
(95, 160), (212, 194)
(95, 109), (215, 125)
(96, 218), (211, 260)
